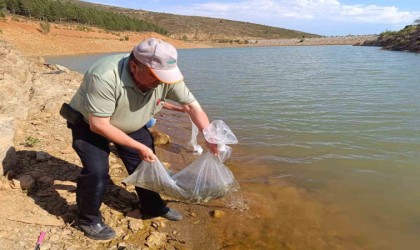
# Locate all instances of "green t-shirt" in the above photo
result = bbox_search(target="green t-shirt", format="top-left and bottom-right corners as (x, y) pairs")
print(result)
(69, 54), (195, 133)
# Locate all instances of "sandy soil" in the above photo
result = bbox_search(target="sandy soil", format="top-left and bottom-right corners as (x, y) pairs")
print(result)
(0, 16), (375, 57)
(0, 16), (210, 57)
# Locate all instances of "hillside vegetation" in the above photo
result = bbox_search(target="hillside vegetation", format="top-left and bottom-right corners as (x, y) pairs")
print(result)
(361, 24), (420, 53)
(74, 0), (322, 42)
(0, 0), (167, 34)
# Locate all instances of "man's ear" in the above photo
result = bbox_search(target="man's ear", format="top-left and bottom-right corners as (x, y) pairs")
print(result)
(129, 61), (137, 73)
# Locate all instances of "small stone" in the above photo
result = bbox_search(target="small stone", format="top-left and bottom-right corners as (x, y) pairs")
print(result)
(151, 221), (159, 230)
(146, 232), (166, 248)
(117, 242), (127, 250)
(128, 219), (144, 232)
(211, 210), (225, 218)
(150, 131), (171, 145)
(162, 162), (171, 168)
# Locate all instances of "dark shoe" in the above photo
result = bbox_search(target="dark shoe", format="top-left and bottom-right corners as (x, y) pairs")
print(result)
(75, 221), (116, 240)
(161, 208), (182, 221)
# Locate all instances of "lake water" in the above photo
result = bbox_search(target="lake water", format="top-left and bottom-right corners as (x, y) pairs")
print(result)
(46, 45), (420, 249)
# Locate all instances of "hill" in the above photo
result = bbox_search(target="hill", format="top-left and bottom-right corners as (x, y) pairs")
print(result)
(75, 0), (322, 43)
(0, 15), (207, 56)
(359, 25), (420, 53)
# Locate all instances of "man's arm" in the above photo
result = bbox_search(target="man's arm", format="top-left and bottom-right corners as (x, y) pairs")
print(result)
(88, 114), (157, 162)
(162, 102), (185, 113)
(182, 100), (218, 155)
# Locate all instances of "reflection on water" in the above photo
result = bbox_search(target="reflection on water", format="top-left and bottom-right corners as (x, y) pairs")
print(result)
(46, 46), (420, 249)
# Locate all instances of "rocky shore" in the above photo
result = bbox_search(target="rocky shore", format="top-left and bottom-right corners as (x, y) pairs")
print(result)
(0, 40), (243, 249)
(357, 25), (420, 53)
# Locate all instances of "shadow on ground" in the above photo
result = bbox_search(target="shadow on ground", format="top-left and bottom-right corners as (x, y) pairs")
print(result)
(9, 150), (140, 224)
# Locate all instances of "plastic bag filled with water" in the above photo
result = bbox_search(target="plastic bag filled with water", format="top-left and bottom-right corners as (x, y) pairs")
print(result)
(122, 158), (187, 200)
(122, 120), (238, 203)
(172, 149), (237, 203)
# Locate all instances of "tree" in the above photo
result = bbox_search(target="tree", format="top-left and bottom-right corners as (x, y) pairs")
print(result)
(415, 17), (420, 25)
(6, 0), (20, 14)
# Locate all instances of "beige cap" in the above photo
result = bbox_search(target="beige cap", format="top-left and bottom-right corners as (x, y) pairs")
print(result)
(133, 38), (184, 84)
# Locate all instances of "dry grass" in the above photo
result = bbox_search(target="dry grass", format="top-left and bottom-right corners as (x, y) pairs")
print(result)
(75, 1), (322, 42)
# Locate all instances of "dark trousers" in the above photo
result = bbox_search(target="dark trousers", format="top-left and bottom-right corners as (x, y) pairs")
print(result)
(69, 120), (168, 225)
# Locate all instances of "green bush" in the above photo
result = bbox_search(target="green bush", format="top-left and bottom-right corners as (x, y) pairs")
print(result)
(3, 0), (167, 34)
(39, 21), (50, 34)
(380, 30), (397, 38)
(25, 136), (40, 147)
(75, 25), (92, 32)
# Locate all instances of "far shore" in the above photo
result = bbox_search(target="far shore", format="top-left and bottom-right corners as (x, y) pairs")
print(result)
(0, 17), (376, 57)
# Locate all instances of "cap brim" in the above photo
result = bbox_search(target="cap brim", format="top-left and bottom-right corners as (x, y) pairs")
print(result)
(150, 67), (184, 84)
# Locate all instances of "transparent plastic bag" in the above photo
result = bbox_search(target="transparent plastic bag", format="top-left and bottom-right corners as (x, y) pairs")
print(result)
(122, 159), (186, 200)
(203, 120), (237, 162)
(123, 120), (239, 203)
(188, 118), (203, 155)
(172, 151), (237, 203)
(203, 120), (238, 145)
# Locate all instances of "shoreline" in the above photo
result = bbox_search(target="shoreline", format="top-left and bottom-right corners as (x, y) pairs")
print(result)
(0, 17), (376, 57)
(1, 29), (395, 248)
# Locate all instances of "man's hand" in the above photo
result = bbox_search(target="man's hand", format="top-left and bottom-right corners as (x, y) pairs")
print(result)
(206, 141), (219, 155)
(137, 144), (157, 162)
(89, 114), (157, 162)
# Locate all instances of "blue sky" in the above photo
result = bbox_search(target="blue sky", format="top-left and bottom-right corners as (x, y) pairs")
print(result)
(83, 0), (420, 36)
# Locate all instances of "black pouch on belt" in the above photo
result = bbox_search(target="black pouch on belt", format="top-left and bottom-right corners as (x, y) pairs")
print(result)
(59, 103), (83, 125)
